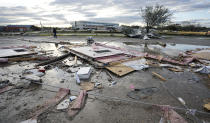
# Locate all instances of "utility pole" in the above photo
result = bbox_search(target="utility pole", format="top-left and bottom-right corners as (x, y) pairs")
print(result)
(40, 21), (43, 32)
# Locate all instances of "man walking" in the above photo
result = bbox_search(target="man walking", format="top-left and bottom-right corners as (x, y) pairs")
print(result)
(53, 28), (57, 38)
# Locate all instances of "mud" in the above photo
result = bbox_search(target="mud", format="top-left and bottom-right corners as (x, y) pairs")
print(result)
(0, 35), (210, 123)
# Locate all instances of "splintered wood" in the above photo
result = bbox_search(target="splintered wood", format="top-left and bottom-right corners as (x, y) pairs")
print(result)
(0, 86), (14, 94)
(31, 88), (70, 118)
(68, 90), (88, 118)
(203, 98), (210, 111)
(21, 88), (70, 123)
(152, 72), (166, 81)
(106, 63), (135, 76)
(204, 103), (210, 111)
(168, 68), (183, 72)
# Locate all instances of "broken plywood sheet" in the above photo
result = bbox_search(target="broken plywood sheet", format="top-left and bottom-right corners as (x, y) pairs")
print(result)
(160, 107), (188, 123)
(204, 103), (210, 111)
(94, 43), (146, 57)
(80, 82), (94, 91)
(122, 58), (149, 70)
(95, 54), (130, 64)
(71, 46), (123, 58)
(106, 64), (135, 76)
(108, 56), (144, 66)
(192, 52), (210, 60)
(0, 48), (36, 58)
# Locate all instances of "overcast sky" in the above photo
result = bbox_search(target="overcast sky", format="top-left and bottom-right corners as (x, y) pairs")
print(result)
(0, 0), (210, 27)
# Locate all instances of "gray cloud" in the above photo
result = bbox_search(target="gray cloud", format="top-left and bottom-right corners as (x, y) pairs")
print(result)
(42, 14), (67, 20)
(175, 18), (210, 27)
(50, 0), (210, 13)
(192, 3), (210, 9)
(189, 19), (210, 26)
(0, 6), (69, 25)
(82, 12), (97, 17)
(0, 0), (209, 27)
(47, 0), (210, 26)
(0, 17), (26, 24)
(50, 0), (108, 6)
(0, 6), (27, 12)
(88, 15), (142, 24)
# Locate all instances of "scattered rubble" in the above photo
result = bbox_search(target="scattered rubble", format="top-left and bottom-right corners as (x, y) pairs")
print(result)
(56, 99), (70, 110)
(0, 79), (10, 89)
(195, 66), (210, 74)
(22, 75), (42, 83)
(0, 37), (210, 122)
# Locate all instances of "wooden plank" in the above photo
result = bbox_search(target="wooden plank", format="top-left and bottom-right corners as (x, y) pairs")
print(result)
(31, 88), (70, 118)
(168, 68), (183, 72)
(0, 86), (14, 94)
(9, 57), (37, 62)
(106, 64), (135, 76)
(152, 72), (166, 81)
(0, 49), (36, 58)
(36, 52), (72, 66)
(108, 56), (143, 66)
(192, 52), (210, 60)
(95, 54), (130, 64)
(68, 90), (87, 118)
(9, 56), (50, 62)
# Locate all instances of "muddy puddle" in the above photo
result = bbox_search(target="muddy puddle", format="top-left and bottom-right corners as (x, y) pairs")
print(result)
(122, 42), (210, 57)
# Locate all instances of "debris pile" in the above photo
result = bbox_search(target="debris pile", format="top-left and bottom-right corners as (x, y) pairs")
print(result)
(0, 38), (210, 122)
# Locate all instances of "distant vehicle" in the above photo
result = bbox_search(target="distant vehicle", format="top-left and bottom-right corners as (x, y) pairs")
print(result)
(86, 36), (94, 45)
(124, 29), (143, 38)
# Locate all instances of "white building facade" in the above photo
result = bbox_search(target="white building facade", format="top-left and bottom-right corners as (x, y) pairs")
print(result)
(71, 21), (119, 30)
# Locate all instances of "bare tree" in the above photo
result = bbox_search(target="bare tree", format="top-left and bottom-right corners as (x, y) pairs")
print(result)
(141, 5), (172, 33)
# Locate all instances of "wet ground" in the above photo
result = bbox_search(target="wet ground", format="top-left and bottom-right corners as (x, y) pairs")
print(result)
(0, 35), (210, 123)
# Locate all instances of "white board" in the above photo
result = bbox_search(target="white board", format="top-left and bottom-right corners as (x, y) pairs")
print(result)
(71, 46), (123, 58)
(0, 49), (36, 58)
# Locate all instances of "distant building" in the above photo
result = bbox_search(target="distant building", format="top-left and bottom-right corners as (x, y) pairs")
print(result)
(71, 21), (119, 30)
(0, 26), (5, 32)
(180, 21), (193, 26)
(4, 25), (34, 32)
